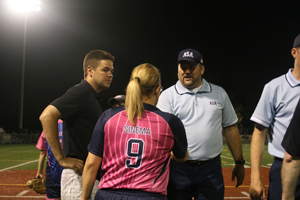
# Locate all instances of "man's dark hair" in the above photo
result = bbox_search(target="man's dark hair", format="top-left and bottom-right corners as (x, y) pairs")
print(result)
(83, 50), (115, 78)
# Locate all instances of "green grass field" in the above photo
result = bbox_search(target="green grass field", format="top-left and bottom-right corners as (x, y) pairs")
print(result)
(221, 144), (274, 167)
(0, 143), (274, 171)
(0, 144), (43, 170)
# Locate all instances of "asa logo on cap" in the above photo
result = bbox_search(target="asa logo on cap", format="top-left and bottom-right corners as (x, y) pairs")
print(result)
(183, 51), (194, 58)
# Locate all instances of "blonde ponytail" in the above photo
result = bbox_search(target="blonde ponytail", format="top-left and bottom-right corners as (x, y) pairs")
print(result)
(125, 63), (161, 126)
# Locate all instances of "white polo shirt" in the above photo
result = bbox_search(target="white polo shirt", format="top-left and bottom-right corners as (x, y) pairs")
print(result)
(157, 79), (238, 160)
(251, 69), (300, 159)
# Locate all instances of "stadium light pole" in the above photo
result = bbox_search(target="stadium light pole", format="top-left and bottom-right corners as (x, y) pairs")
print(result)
(9, 0), (41, 130)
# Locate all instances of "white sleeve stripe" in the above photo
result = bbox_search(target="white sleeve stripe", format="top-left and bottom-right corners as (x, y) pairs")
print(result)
(250, 116), (269, 127)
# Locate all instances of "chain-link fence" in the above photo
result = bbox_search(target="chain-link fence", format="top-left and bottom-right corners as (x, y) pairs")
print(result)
(223, 127), (269, 144)
(0, 133), (40, 144)
(1, 127), (267, 145)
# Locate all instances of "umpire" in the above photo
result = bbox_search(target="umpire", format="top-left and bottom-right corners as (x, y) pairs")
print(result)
(157, 48), (245, 200)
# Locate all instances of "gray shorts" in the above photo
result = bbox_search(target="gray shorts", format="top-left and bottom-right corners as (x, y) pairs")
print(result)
(61, 168), (99, 200)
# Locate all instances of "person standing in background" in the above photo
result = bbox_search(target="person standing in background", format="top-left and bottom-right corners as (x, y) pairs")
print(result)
(281, 98), (300, 200)
(39, 50), (115, 200)
(81, 63), (188, 200)
(107, 94), (125, 108)
(249, 34), (300, 200)
(36, 119), (63, 200)
(157, 48), (244, 200)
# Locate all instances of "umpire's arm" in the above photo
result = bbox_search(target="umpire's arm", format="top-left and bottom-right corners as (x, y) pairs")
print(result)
(223, 124), (245, 188)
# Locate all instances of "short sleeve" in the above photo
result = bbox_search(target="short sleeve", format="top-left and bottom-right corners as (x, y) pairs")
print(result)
(221, 89), (238, 127)
(168, 115), (187, 159)
(51, 86), (87, 119)
(157, 90), (173, 114)
(36, 131), (47, 151)
(250, 84), (274, 128)
(88, 112), (107, 158)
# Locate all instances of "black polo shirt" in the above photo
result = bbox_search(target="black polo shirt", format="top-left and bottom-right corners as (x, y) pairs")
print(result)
(282, 98), (300, 157)
(51, 80), (103, 161)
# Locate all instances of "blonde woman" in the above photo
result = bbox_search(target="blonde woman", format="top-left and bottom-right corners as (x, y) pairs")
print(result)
(81, 63), (188, 200)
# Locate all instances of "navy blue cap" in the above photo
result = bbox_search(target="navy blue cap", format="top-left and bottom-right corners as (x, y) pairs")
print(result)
(294, 34), (300, 48)
(108, 95), (125, 106)
(178, 48), (203, 66)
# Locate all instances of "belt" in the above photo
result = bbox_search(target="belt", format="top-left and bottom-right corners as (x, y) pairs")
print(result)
(274, 157), (283, 161)
(184, 155), (220, 166)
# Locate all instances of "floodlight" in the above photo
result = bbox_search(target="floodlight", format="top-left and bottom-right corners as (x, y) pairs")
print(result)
(7, 0), (42, 129)
(9, 0), (41, 12)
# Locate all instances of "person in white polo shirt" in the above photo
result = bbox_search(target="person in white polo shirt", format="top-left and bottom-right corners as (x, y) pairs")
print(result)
(249, 34), (300, 200)
(157, 48), (245, 200)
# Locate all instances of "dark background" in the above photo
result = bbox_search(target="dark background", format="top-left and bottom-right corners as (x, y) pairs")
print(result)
(0, 0), (299, 132)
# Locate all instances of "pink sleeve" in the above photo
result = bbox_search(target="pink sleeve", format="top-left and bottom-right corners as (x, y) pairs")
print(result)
(36, 131), (47, 151)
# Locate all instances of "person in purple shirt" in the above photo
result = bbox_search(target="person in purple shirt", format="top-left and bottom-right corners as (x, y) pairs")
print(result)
(81, 63), (189, 200)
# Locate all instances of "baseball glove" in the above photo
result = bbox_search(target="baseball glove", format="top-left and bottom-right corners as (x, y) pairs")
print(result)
(26, 178), (46, 194)
(26, 179), (34, 188)
(32, 178), (46, 194)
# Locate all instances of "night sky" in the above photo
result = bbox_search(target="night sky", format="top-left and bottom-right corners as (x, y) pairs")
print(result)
(0, 0), (300, 132)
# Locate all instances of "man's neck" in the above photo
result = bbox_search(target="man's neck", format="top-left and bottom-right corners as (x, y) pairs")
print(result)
(85, 77), (102, 93)
(292, 64), (300, 81)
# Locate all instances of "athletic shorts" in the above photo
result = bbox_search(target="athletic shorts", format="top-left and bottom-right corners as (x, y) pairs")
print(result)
(95, 189), (167, 200)
(60, 168), (99, 200)
(46, 186), (60, 200)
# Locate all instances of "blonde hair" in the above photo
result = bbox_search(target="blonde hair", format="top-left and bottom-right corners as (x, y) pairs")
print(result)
(125, 63), (161, 126)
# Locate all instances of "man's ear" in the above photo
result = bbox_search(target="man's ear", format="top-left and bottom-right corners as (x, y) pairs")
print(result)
(87, 66), (94, 77)
(201, 64), (205, 75)
(291, 48), (298, 59)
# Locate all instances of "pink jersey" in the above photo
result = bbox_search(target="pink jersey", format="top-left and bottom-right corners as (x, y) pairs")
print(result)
(36, 131), (47, 151)
(36, 120), (63, 169)
(36, 120), (63, 151)
(88, 104), (187, 196)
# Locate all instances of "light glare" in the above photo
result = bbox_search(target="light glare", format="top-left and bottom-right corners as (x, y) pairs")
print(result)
(9, 0), (41, 12)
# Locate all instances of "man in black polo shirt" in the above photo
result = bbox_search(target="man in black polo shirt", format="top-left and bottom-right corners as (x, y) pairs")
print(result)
(39, 50), (114, 200)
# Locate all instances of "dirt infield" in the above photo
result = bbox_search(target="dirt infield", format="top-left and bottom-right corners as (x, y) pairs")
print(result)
(0, 170), (45, 199)
(0, 168), (269, 200)
(223, 168), (269, 199)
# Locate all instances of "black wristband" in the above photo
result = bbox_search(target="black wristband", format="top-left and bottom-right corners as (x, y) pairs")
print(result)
(235, 159), (245, 165)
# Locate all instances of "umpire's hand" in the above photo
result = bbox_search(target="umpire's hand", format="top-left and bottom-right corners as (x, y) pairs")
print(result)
(58, 157), (84, 174)
(232, 164), (245, 188)
(249, 179), (267, 200)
